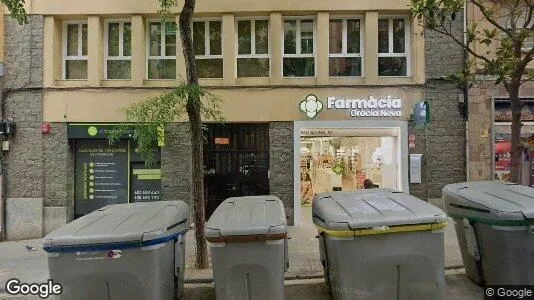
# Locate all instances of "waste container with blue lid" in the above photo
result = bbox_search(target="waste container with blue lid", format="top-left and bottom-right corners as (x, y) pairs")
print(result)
(205, 195), (288, 300)
(313, 190), (447, 300)
(442, 181), (534, 285)
(43, 201), (190, 300)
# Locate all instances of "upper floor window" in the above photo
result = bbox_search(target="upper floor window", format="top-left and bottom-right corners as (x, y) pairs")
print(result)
(106, 21), (131, 79)
(378, 17), (409, 76)
(63, 22), (88, 79)
(193, 20), (223, 78)
(329, 18), (362, 77)
(237, 19), (270, 77)
(147, 21), (177, 79)
(283, 18), (315, 77)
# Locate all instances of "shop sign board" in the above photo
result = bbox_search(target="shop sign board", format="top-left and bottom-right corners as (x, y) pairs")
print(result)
(327, 96), (402, 117)
(215, 137), (230, 145)
(299, 94), (402, 119)
(74, 140), (129, 216)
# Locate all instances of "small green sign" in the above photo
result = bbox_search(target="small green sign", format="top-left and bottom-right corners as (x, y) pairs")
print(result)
(87, 126), (98, 136)
(333, 163), (344, 175)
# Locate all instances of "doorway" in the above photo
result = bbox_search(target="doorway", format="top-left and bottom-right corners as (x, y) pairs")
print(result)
(203, 123), (270, 219)
(294, 121), (409, 226)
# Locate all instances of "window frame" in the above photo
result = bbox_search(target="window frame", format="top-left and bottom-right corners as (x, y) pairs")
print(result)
(104, 19), (132, 80)
(234, 17), (271, 78)
(192, 18), (224, 78)
(145, 19), (178, 80)
(377, 16), (411, 77)
(282, 16), (317, 78)
(328, 16), (364, 77)
(62, 21), (88, 80)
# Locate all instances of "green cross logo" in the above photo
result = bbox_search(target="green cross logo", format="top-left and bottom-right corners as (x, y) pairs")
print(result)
(299, 94), (323, 119)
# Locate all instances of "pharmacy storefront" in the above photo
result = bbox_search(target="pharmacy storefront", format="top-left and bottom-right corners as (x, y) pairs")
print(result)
(292, 91), (418, 225)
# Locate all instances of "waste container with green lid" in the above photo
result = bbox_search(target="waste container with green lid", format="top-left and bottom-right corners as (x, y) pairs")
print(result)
(442, 181), (534, 285)
(42, 201), (190, 300)
(312, 190), (447, 300)
(205, 195), (288, 300)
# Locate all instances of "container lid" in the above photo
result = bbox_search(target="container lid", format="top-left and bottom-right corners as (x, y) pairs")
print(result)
(442, 181), (534, 221)
(312, 190), (447, 231)
(205, 196), (287, 239)
(43, 201), (190, 250)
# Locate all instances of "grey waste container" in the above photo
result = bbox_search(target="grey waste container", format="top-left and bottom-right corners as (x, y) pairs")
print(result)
(42, 201), (190, 300)
(313, 190), (447, 300)
(205, 196), (288, 300)
(442, 181), (534, 286)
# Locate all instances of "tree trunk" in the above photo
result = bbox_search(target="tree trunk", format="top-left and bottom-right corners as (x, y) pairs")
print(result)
(508, 83), (523, 184)
(179, 0), (208, 269)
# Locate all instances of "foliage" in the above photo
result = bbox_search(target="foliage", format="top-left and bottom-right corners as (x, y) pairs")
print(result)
(411, 0), (534, 89)
(2, 0), (28, 25)
(411, 0), (534, 183)
(108, 82), (224, 165)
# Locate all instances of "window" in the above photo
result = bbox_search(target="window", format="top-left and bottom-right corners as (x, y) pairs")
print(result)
(147, 21), (177, 79)
(63, 22), (88, 79)
(329, 18), (362, 76)
(106, 21), (131, 79)
(236, 19), (269, 77)
(193, 20), (223, 78)
(283, 18), (315, 77)
(378, 17), (409, 76)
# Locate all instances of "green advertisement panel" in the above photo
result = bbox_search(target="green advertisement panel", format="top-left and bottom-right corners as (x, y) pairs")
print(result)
(74, 139), (130, 217)
(130, 162), (162, 202)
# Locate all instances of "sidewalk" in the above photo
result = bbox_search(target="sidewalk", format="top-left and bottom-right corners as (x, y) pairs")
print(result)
(0, 207), (478, 299)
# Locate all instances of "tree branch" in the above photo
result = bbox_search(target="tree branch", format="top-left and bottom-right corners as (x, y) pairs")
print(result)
(433, 24), (493, 65)
(522, 1), (533, 29)
(472, 0), (513, 36)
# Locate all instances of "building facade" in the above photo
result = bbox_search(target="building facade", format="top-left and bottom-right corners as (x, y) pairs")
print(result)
(1, 0), (466, 240)
(464, 2), (534, 185)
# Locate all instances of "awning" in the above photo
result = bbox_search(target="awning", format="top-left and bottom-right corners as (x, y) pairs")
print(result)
(494, 123), (534, 138)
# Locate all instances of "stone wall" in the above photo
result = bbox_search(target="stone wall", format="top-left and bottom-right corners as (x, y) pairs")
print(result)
(269, 122), (294, 225)
(2, 15), (45, 239)
(410, 11), (467, 199)
(467, 82), (496, 181)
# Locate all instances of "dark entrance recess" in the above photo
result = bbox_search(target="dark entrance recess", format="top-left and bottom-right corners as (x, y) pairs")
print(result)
(203, 123), (270, 219)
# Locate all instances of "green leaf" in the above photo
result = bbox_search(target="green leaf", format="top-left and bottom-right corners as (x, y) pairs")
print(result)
(2, 0), (28, 25)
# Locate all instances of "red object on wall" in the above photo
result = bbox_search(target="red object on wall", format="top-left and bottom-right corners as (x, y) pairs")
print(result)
(495, 141), (511, 153)
(41, 123), (51, 134)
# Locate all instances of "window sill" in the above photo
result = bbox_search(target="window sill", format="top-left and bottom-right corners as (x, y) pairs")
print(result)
(55, 80), (90, 87)
(199, 78), (223, 87)
(329, 77), (365, 85)
(280, 77), (317, 85)
(102, 80), (132, 87)
(143, 79), (178, 87)
(235, 77), (270, 86)
(373, 77), (414, 85)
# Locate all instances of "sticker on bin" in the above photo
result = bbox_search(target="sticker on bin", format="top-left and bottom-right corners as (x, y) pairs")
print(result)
(107, 250), (122, 259)
(75, 250), (122, 260)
